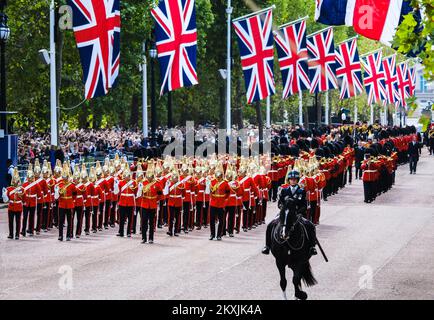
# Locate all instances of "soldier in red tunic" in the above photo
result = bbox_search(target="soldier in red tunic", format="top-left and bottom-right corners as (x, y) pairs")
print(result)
(361, 154), (378, 203)
(94, 162), (107, 232)
(209, 168), (230, 241)
(103, 160), (114, 229)
(74, 164), (87, 238)
(21, 166), (42, 237)
(42, 161), (55, 232)
(195, 166), (210, 230)
(224, 169), (241, 237)
(114, 167), (137, 238)
(3, 168), (24, 240)
(33, 159), (48, 235)
(180, 165), (196, 234)
(237, 166), (258, 232)
(138, 164), (163, 244)
(165, 171), (185, 237)
(54, 164), (77, 241)
(52, 160), (63, 228)
(81, 166), (94, 236)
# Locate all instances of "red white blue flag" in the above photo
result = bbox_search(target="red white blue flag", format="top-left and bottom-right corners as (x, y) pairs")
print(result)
(382, 55), (400, 105)
(408, 67), (416, 97)
(361, 50), (387, 105)
(68, 0), (121, 100)
(274, 19), (310, 99)
(397, 62), (411, 107)
(335, 38), (363, 99)
(307, 27), (338, 94)
(233, 9), (275, 104)
(151, 0), (198, 95)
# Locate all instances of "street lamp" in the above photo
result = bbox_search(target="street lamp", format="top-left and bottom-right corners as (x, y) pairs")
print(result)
(149, 40), (157, 145)
(0, 0), (10, 134)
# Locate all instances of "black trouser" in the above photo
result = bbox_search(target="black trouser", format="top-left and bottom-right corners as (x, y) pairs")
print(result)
(308, 201), (317, 222)
(363, 181), (374, 202)
(409, 156), (418, 173)
(75, 207), (84, 236)
(98, 203), (104, 229)
(348, 166), (353, 184)
(355, 163), (362, 179)
(131, 208), (139, 234)
(158, 200), (168, 226)
(118, 206), (134, 236)
(110, 200), (117, 226)
(226, 206), (237, 235)
(8, 211), (21, 238)
(141, 208), (156, 241)
(168, 206), (181, 235)
(182, 202), (191, 232)
(53, 201), (59, 227)
(196, 201), (209, 226)
(270, 181), (279, 201)
(429, 142), (434, 155)
(92, 206), (98, 231)
(59, 208), (73, 239)
(210, 206), (224, 239)
(84, 206), (92, 233)
(22, 206), (35, 235)
(242, 201), (251, 229)
(262, 200), (268, 223)
(104, 200), (111, 227)
(42, 205), (49, 230)
(35, 203), (43, 233)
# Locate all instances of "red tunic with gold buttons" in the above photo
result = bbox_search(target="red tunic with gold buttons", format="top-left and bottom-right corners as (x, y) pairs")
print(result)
(167, 181), (185, 208)
(195, 177), (210, 203)
(74, 183), (87, 208)
(57, 181), (77, 210)
(45, 177), (55, 204)
(226, 180), (242, 207)
(118, 180), (137, 207)
(105, 176), (114, 202)
(35, 178), (48, 206)
(140, 180), (163, 210)
(210, 179), (230, 208)
(237, 175), (259, 203)
(83, 182), (95, 208)
(22, 180), (42, 208)
(181, 175), (197, 205)
(6, 186), (24, 212)
(94, 178), (106, 205)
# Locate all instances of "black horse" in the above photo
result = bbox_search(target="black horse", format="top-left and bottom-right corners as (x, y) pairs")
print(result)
(269, 198), (318, 300)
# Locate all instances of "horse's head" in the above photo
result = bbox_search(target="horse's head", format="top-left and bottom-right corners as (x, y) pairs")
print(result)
(280, 196), (298, 240)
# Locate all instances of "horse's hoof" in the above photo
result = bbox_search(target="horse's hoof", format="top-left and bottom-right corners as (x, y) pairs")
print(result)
(295, 291), (308, 300)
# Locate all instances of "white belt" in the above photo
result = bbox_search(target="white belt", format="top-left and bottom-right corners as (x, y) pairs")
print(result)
(27, 195), (37, 198)
(76, 195), (83, 199)
(121, 194), (135, 197)
(170, 195), (182, 198)
(244, 188), (250, 192)
(197, 190), (204, 193)
(229, 194), (237, 198)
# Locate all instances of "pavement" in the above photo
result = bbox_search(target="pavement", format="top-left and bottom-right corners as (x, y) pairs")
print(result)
(0, 153), (433, 300)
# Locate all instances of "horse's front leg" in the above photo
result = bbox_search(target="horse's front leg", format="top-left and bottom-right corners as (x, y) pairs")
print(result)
(275, 259), (288, 300)
(292, 265), (308, 300)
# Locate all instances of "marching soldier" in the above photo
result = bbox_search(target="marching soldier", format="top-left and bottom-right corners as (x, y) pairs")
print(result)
(165, 171), (184, 237)
(42, 161), (54, 232)
(54, 163), (77, 241)
(237, 166), (258, 232)
(82, 166), (94, 236)
(2, 168), (24, 240)
(194, 166), (209, 230)
(224, 169), (241, 237)
(137, 163), (163, 244)
(21, 165), (42, 237)
(52, 160), (63, 228)
(95, 162), (107, 232)
(114, 166), (137, 238)
(180, 164), (196, 234)
(74, 164), (87, 238)
(209, 167), (230, 241)
(361, 154), (378, 203)
(33, 160), (48, 235)
(103, 160), (113, 229)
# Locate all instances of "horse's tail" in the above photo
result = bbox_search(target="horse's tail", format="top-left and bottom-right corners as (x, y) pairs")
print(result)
(301, 262), (317, 287)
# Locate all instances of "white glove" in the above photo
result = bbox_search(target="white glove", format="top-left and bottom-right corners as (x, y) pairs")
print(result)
(54, 186), (60, 200)
(163, 181), (170, 196)
(205, 179), (211, 194)
(113, 180), (120, 195)
(137, 183), (143, 198)
(2, 187), (9, 203)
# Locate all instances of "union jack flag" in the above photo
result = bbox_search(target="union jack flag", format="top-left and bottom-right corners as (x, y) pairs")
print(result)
(151, 0), (198, 95)
(233, 10), (275, 104)
(335, 38), (363, 100)
(68, 0), (121, 100)
(361, 50), (387, 105)
(307, 27), (338, 94)
(397, 62), (411, 107)
(274, 19), (310, 99)
(382, 55), (400, 105)
(408, 66), (416, 97)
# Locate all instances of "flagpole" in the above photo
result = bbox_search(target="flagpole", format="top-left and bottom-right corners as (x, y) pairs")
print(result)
(232, 5), (276, 23)
(142, 42), (148, 138)
(50, 0), (58, 147)
(226, 0), (232, 136)
(307, 26), (333, 38)
(266, 96), (271, 128)
(354, 96), (358, 124)
(325, 91), (329, 126)
(336, 35), (359, 45)
(299, 91), (303, 126)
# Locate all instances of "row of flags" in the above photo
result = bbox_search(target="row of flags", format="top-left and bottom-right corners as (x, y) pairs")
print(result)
(234, 10), (416, 107)
(66, 0), (417, 111)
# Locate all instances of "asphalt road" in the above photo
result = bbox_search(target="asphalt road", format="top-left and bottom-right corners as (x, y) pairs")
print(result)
(1, 153), (433, 300)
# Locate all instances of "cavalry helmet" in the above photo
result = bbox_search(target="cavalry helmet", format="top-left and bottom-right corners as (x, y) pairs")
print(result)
(286, 170), (300, 180)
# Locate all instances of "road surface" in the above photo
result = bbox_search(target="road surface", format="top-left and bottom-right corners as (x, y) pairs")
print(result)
(1, 153), (433, 300)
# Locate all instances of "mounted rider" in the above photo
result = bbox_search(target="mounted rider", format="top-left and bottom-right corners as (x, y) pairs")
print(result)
(262, 169), (317, 256)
